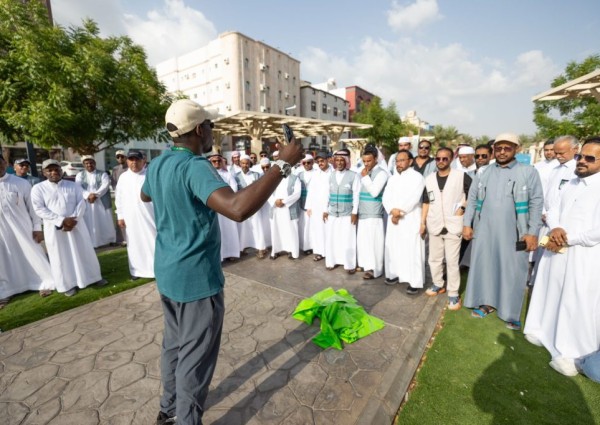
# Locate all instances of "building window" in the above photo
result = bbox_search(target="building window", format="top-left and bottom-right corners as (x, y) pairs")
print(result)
(279, 90), (282, 100)
(244, 58), (249, 69)
(333, 107), (338, 117)
(311, 101), (316, 112)
(311, 136), (317, 144)
(246, 103), (251, 111)
(245, 81), (250, 91)
(193, 93), (197, 99)
(322, 135), (328, 145)
(343, 111), (347, 120)
(322, 103), (327, 114)
(278, 70), (281, 79)
(312, 89), (316, 95)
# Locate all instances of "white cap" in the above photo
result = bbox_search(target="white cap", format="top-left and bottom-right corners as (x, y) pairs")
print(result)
(42, 159), (61, 169)
(165, 99), (216, 138)
(302, 154), (314, 162)
(458, 146), (475, 155)
(240, 154), (251, 161)
(272, 150), (280, 157)
(398, 136), (411, 145)
(81, 155), (95, 162)
(259, 158), (270, 166)
(494, 133), (520, 146)
(115, 150), (126, 157)
(231, 150), (240, 157)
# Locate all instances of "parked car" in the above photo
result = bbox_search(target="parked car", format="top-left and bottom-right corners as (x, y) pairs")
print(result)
(60, 161), (84, 177)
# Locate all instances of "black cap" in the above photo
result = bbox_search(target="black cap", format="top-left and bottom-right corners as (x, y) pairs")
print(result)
(127, 150), (144, 160)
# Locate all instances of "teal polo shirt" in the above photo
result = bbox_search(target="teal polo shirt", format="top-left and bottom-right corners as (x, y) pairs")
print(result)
(142, 149), (229, 302)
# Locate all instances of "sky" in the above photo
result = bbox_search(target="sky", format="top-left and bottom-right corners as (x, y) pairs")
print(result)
(51, 0), (600, 138)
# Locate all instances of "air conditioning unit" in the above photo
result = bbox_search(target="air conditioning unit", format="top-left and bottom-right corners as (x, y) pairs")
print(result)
(260, 106), (267, 112)
(224, 58), (230, 65)
(260, 84), (268, 91)
(225, 105), (231, 111)
(284, 73), (289, 79)
(327, 106), (332, 112)
(259, 63), (267, 71)
(284, 92), (289, 99)
(225, 82), (230, 89)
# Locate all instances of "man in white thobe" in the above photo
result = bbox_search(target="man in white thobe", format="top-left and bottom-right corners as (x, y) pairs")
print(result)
(297, 154), (316, 255)
(524, 139), (600, 377)
(543, 136), (578, 216)
(31, 160), (106, 296)
(0, 155), (54, 307)
(75, 156), (116, 248)
(456, 146), (477, 176)
(324, 150), (360, 274)
(268, 171), (301, 259)
(534, 139), (558, 195)
(382, 150), (425, 292)
(235, 155), (270, 258)
(115, 150), (156, 280)
(387, 137), (413, 175)
(305, 152), (331, 262)
(208, 152), (241, 262)
(356, 146), (388, 280)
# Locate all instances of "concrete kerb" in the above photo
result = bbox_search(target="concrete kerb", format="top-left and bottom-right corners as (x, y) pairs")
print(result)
(356, 294), (447, 425)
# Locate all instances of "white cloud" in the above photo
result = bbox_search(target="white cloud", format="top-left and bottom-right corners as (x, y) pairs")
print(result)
(300, 37), (559, 136)
(52, 0), (218, 65)
(387, 0), (442, 32)
(124, 0), (217, 65)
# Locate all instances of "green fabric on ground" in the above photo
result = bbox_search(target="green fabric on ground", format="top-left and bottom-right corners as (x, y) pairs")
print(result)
(292, 287), (385, 350)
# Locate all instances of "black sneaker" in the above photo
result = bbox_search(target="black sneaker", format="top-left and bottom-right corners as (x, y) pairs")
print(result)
(384, 277), (399, 285)
(406, 285), (419, 295)
(156, 411), (176, 425)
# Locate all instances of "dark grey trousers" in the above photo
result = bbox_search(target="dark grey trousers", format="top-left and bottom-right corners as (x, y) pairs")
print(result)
(159, 291), (224, 425)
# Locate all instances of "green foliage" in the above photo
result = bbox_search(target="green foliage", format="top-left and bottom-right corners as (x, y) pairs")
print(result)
(423, 124), (460, 148)
(0, 0), (171, 154)
(533, 54), (600, 139)
(0, 248), (153, 331)
(352, 97), (416, 153)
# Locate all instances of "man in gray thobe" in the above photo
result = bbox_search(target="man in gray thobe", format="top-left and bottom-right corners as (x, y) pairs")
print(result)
(462, 133), (543, 330)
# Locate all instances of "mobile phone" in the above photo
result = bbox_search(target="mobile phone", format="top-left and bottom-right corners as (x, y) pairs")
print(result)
(282, 124), (294, 144)
(515, 240), (527, 251)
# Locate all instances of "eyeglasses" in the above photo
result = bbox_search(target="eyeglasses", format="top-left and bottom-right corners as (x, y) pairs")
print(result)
(475, 154), (489, 159)
(418, 145), (430, 150)
(435, 157), (450, 162)
(575, 153), (600, 163)
(260, 154), (268, 157)
(209, 159), (221, 164)
(494, 146), (514, 153)
(116, 155), (125, 159)
(201, 120), (215, 129)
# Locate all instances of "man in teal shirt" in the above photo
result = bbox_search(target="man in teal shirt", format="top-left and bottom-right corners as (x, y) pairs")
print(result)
(142, 99), (302, 425)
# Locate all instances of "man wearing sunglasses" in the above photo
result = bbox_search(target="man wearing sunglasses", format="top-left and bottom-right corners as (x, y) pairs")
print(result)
(413, 140), (437, 177)
(474, 144), (492, 173)
(142, 99), (303, 425)
(463, 133), (543, 331)
(524, 137), (600, 378)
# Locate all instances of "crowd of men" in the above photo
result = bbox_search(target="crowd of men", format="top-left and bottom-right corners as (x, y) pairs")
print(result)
(1, 128), (599, 403)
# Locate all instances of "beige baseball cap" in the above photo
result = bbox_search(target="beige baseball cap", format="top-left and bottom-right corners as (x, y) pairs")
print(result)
(42, 159), (61, 169)
(493, 133), (520, 146)
(165, 99), (217, 138)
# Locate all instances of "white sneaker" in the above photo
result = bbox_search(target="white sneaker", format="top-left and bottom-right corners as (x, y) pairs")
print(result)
(524, 334), (543, 347)
(549, 357), (578, 377)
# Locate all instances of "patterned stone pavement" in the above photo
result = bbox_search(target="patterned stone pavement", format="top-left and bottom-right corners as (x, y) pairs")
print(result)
(0, 252), (446, 424)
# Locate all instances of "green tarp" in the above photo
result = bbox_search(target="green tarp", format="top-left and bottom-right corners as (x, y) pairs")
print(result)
(292, 287), (385, 350)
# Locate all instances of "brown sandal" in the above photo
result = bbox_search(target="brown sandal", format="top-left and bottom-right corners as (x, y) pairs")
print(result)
(363, 271), (374, 280)
(313, 254), (324, 261)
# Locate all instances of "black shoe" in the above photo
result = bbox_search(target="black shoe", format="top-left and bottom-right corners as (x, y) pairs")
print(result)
(288, 253), (296, 260)
(130, 276), (140, 281)
(303, 249), (313, 255)
(95, 278), (108, 287)
(156, 411), (176, 425)
(270, 253), (279, 260)
(406, 285), (419, 295)
(384, 277), (399, 285)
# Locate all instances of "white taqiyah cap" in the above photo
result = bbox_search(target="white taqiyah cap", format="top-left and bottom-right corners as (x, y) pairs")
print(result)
(240, 154), (251, 161)
(458, 146), (475, 155)
(165, 99), (216, 138)
(302, 154), (314, 162)
(259, 158), (270, 166)
(81, 155), (95, 162)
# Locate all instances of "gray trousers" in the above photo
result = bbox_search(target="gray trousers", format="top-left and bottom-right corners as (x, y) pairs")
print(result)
(160, 291), (224, 424)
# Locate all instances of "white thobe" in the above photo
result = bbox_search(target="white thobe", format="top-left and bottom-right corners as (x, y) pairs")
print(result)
(75, 170), (116, 247)
(237, 171), (271, 251)
(217, 169), (241, 260)
(534, 158), (559, 196)
(525, 172), (600, 360)
(325, 170), (360, 270)
(0, 174), (54, 298)
(305, 168), (331, 257)
(382, 168), (425, 286)
(356, 166), (389, 278)
(298, 169), (314, 252)
(31, 180), (102, 293)
(268, 177), (301, 258)
(115, 168), (156, 278)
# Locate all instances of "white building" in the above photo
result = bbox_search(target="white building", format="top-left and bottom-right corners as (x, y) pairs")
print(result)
(300, 79), (350, 150)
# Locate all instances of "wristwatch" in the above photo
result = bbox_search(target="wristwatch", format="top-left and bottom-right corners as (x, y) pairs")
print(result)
(273, 160), (292, 177)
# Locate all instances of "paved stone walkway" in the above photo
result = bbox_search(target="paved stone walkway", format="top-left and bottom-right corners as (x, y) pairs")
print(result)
(0, 252), (446, 424)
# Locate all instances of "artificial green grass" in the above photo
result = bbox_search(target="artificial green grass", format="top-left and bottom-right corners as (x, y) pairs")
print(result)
(0, 248), (153, 332)
(397, 297), (600, 424)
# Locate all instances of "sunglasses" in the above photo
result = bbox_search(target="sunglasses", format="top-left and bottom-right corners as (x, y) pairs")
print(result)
(260, 154), (268, 157)
(116, 155), (125, 159)
(209, 159), (221, 163)
(575, 153), (600, 163)
(435, 157), (450, 162)
(475, 154), (489, 159)
(201, 120), (215, 129)
(494, 146), (514, 153)
(418, 145), (430, 150)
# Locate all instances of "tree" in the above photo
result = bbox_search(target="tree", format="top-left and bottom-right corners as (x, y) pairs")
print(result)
(0, 0), (171, 154)
(351, 97), (416, 154)
(425, 124), (460, 147)
(533, 54), (600, 140)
